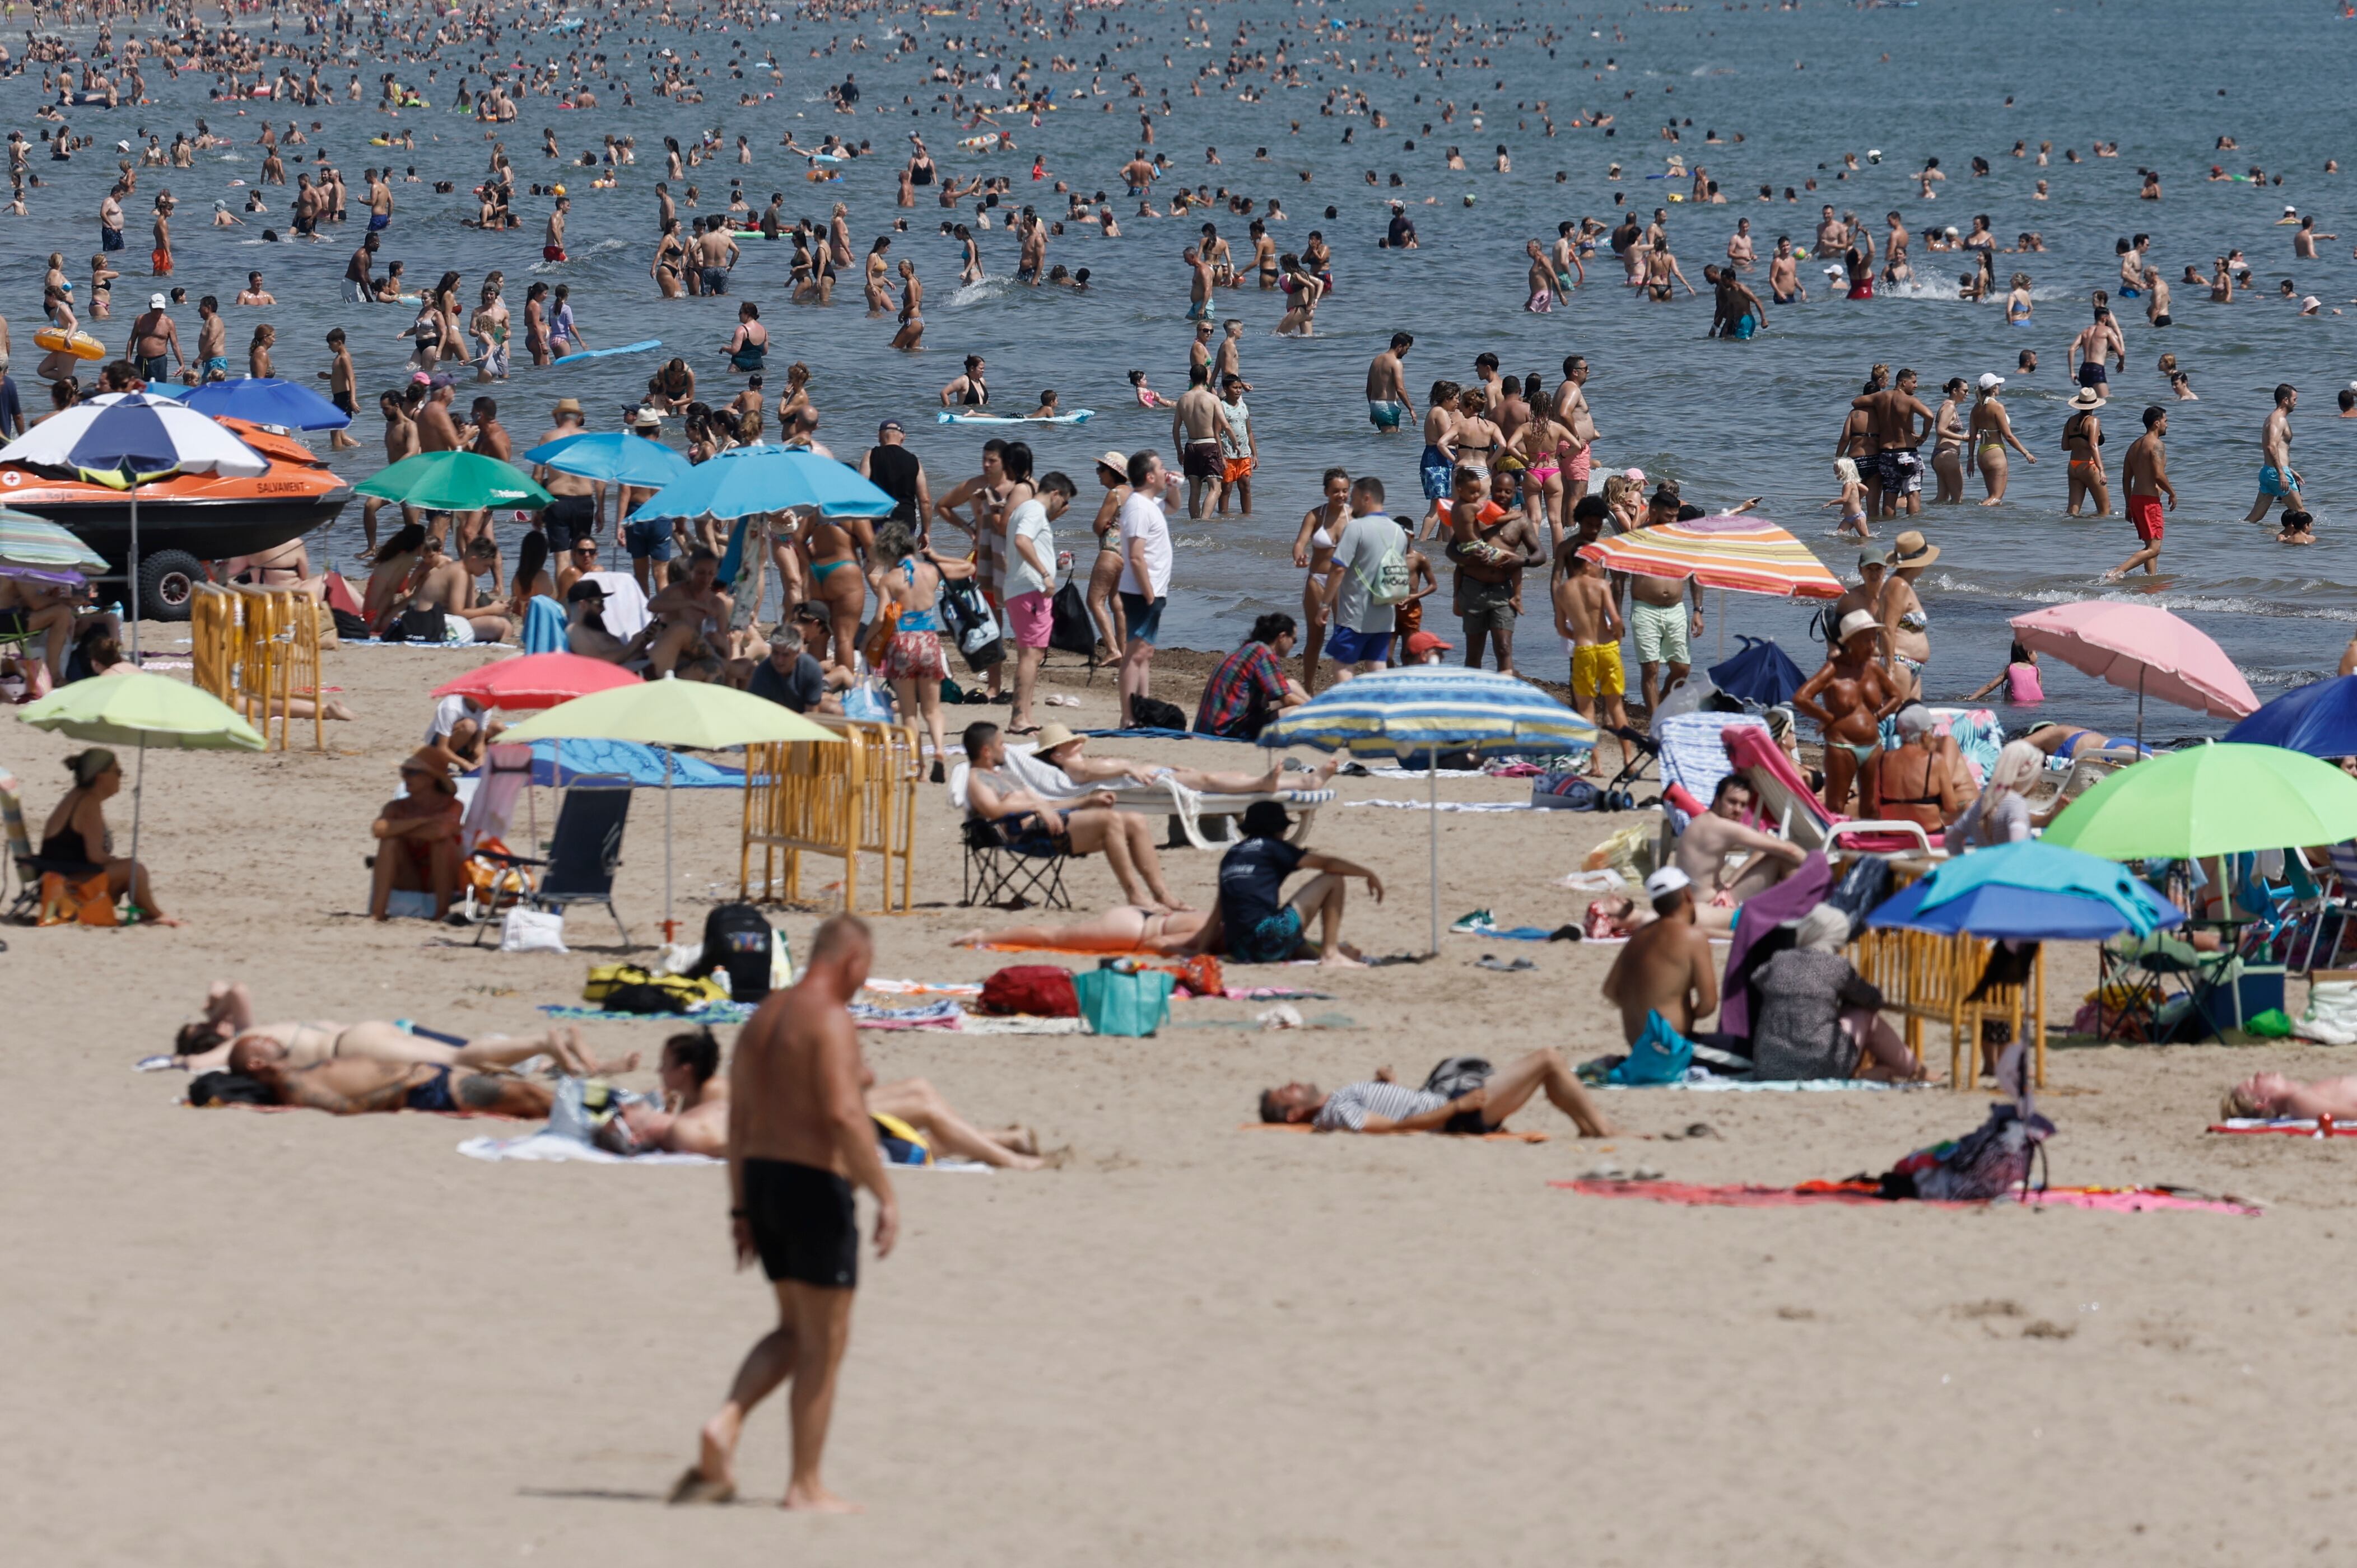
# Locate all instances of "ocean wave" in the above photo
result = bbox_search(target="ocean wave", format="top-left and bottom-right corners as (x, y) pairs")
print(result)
(948, 276), (1012, 306)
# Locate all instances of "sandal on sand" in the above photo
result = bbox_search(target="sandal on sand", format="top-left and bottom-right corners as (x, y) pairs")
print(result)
(1475, 954), (1535, 973)
(668, 1468), (737, 1506)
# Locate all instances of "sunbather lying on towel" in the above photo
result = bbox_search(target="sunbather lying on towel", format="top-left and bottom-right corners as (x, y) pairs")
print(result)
(2221, 1072), (2357, 1121)
(165, 980), (636, 1077)
(1258, 1048), (1619, 1137)
(954, 904), (1217, 955)
(1602, 867), (1717, 1052)
(614, 1029), (1052, 1168)
(1031, 723), (1337, 796)
(964, 721), (1191, 912)
(203, 1056), (559, 1117)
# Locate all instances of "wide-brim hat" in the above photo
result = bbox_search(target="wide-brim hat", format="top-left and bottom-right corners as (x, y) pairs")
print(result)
(1886, 530), (1940, 568)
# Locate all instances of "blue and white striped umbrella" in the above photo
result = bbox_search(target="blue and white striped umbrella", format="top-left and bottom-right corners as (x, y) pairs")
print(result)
(1259, 666), (1595, 953)
(1259, 665), (1595, 760)
(0, 392), (268, 648)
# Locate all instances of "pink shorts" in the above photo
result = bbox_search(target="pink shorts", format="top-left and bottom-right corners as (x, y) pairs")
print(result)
(1003, 589), (1054, 649)
(1567, 449), (1592, 487)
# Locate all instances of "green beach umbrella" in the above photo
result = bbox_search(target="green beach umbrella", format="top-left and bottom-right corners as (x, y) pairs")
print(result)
(356, 450), (553, 512)
(17, 671), (264, 911)
(2041, 743), (2357, 861)
(497, 679), (842, 939)
(0, 508), (108, 572)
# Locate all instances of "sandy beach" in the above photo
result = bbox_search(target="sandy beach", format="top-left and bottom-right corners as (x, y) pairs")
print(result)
(5, 636), (2352, 1567)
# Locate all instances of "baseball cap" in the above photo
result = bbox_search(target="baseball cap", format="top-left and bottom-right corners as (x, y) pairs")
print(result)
(427, 371), (454, 389)
(1405, 629), (1453, 657)
(1857, 550), (1884, 572)
(409, 371), (432, 385)
(877, 417), (903, 433)
(1643, 866), (1693, 900)
(1978, 372), (2005, 390)
(148, 292), (167, 310)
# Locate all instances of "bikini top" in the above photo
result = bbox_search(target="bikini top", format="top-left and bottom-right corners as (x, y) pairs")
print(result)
(895, 557), (940, 630)
(2065, 412), (2104, 446)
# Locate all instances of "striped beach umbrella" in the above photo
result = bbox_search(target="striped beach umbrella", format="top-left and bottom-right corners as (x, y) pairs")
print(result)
(0, 508), (108, 572)
(1576, 512), (1846, 599)
(1260, 666), (1596, 953)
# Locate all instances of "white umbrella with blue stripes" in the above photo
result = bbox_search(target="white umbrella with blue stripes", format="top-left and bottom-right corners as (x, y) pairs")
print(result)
(0, 392), (267, 655)
(1259, 666), (1596, 953)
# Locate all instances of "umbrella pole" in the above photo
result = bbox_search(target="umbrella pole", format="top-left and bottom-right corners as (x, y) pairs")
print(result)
(2136, 666), (2146, 753)
(127, 483), (140, 662)
(1716, 587), (1725, 664)
(664, 746), (677, 946)
(1429, 742), (1440, 955)
(127, 733), (145, 921)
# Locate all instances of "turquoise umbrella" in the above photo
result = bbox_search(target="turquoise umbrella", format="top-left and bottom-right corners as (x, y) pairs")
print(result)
(1259, 666), (1597, 953)
(1912, 839), (2174, 937)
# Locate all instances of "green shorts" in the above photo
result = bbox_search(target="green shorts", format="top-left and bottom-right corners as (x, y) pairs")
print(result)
(1630, 599), (1692, 666)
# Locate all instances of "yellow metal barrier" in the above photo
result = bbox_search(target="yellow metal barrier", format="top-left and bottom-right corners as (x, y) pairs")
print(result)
(189, 582), (324, 752)
(739, 716), (922, 913)
(1848, 926), (2046, 1090)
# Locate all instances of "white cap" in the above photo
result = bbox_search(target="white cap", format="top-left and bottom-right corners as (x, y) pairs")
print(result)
(1978, 372), (2005, 390)
(149, 292), (167, 310)
(1643, 866), (1692, 900)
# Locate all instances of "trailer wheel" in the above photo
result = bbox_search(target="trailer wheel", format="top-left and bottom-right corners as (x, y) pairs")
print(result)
(136, 549), (207, 623)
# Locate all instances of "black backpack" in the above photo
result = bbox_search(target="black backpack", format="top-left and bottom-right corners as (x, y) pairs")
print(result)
(1421, 1055), (1494, 1100)
(1129, 694), (1187, 731)
(1049, 572), (1097, 655)
(693, 901), (776, 1004)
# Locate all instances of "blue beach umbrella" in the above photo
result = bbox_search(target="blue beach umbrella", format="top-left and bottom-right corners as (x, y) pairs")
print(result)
(625, 444), (897, 523)
(521, 430), (695, 489)
(1911, 839), (2176, 937)
(1259, 666), (1597, 952)
(178, 377), (352, 431)
(1868, 876), (2184, 943)
(0, 392), (267, 651)
(2222, 675), (2357, 759)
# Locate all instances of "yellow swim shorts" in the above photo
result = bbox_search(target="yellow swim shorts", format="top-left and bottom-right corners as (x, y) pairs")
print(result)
(1572, 641), (1625, 700)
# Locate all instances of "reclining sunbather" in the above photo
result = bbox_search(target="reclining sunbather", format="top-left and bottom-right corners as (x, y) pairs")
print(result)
(164, 980), (635, 1077)
(1258, 1048), (1619, 1137)
(1030, 723), (1337, 796)
(963, 721), (1192, 913)
(954, 905), (1217, 955)
(614, 1029), (1050, 1168)
(207, 1056), (558, 1117)
(2221, 1071), (2357, 1121)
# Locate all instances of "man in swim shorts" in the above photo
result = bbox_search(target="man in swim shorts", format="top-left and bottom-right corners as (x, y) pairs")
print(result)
(1365, 329), (1414, 431)
(2068, 305), (2123, 392)
(671, 915), (893, 1513)
(1258, 1047), (1617, 1136)
(197, 1053), (560, 1117)
(2112, 405), (2175, 579)
(1625, 484), (1702, 711)
(2246, 382), (2302, 523)
(1603, 867), (1719, 1052)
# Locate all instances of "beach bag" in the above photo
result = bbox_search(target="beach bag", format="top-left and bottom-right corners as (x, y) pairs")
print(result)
(332, 607), (373, 640)
(695, 902), (777, 1002)
(37, 870), (115, 927)
(1607, 1012), (1694, 1085)
(1129, 695), (1188, 732)
(387, 602), (447, 643)
(861, 600), (900, 667)
(1073, 962), (1174, 1036)
(841, 676), (893, 722)
(937, 577), (1005, 669)
(1421, 1055), (1494, 1100)
(977, 964), (1079, 1017)
(500, 907), (568, 954)
(584, 962), (728, 1013)
(1050, 573), (1097, 655)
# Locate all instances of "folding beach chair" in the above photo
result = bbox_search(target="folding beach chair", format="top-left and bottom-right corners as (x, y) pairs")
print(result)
(2292, 842), (2357, 973)
(472, 785), (632, 945)
(0, 770), (99, 926)
(959, 815), (1075, 911)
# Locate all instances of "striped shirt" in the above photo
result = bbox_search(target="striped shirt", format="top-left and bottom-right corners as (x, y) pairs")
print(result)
(1313, 1080), (1446, 1132)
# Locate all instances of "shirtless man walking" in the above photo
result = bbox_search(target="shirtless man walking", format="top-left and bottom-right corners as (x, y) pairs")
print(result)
(1850, 367), (1932, 520)
(2112, 405), (2176, 579)
(1627, 483), (1704, 713)
(2066, 305), (2125, 396)
(2244, 382), (2302, 523)
(673, 914), (894, 1513)
(1170, 363), (1225, 517)
(1365, 330), (1414, 432)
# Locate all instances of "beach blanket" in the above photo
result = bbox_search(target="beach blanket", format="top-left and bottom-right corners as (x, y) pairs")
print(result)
(866, 978), (985, 997)
(1450, 909), (1564, 941)
(1344, 799), (1536, 813)
(1598, 1075), (1917, 1093)
(1553, 1179), (2259, 1214)
(959, 1015), (1087, 1036)
(540, 997), (963, 1029)
(1180, 1012), (1356, 1031)
(1881, 706), (2002, 786)
(458, 1131), (720, 1165)
(2209, 1118), (2357, 1136)
(1246, 1122), (1548, 1144)
(521, 595), (567, 655)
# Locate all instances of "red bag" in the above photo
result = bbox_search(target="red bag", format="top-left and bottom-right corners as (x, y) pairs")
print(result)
(976, 965), (1079, 1017)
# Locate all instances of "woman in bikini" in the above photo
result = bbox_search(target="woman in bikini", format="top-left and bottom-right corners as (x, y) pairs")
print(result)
(1447, 385), (1505, 497)
(871, 520), (971, 778)
(1292, 466), (1350, 691)
(1515, 398), (1575, 545)
(1929, 377), (1971, 504)
(2062, 388), (2110, 517)
(863, 237), (893, 314)
(650, 218), (686, 298)
(891, 259), (925, 351)
(803, 505), (873, 673)
(1874, 707), (1963, 834)
(1878, 533), (1937, 702)
(1968, 375), (2035, 505)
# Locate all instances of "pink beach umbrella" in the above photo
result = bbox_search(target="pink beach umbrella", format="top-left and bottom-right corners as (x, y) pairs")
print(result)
(431, 652), (643, 712)
(2009, 601), (2259, 750)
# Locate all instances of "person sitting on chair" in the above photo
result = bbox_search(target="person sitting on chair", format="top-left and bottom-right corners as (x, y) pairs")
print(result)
(961, 721), (1191, 913)
(1670, 774), (1806, 912)
(39, 747), (179, 925)
(369, 747), (465, 922)
(1257, 1048), (1619, 1136)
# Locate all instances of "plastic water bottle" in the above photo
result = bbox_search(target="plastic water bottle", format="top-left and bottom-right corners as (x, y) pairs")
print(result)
(107, 600), (123, 619)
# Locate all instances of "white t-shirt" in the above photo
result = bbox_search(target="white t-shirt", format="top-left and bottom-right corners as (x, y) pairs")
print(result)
(1116, 489), (1172, 599)
(1003, 496), (1054, 599)
(425, 694), (479, 743)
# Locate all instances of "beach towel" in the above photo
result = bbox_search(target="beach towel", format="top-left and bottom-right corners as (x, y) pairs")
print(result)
(539, 997), (963, 1029)
(1554, 1179), (2260, 1215)
(2209, 1118), (2357, 1137)
(521, 594), (567, 655)
(1450, 909), (1562, 941)
(1343, 799), (1536, 813)
(1881, 706), (2002, 786)
(458, 1131), (720, 1165)
(1656, 712), (1768, 832)
(530, 740), (744, 788)
(1247, 1122), (1548, 1144)
(1598, 1075), (1916, 1092)
(581, 571), (650, 636)
(958, 1014), (1088, 1036)
(464, 743), (536, 850)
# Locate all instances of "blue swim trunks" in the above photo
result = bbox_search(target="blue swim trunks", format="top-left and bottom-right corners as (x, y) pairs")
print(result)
(1368, 399), (1406, 431)
(2261, 465), (2300, 498)
(1232, 907), (1304, 965)
(1419, 443), (1454, 500)
(1732, 312), (1758, 340)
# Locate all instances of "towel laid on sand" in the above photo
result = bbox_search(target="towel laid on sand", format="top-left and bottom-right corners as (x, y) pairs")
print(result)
(1554, 1179), (2259, 1214)
(1343, 799), (1536, 813)
(1247, 1122), (1548, 1144)
(539, 997), (966, 1029)
(1599, 1076), (1917, 1093)
(2209, 1118), (2357, 1136)
(459, 1131), (720, 1165)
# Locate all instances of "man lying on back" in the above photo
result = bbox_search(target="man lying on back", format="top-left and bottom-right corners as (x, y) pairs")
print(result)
(1259, 1048), (1618, 1137)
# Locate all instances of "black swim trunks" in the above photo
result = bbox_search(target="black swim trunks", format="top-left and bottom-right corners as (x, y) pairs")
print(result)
(742, 1158), (858, 1289)
(404, 1063), (458, 1113)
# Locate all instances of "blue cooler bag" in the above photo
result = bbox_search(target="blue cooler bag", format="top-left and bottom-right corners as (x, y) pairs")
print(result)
(1073, 964), (1175, 1037)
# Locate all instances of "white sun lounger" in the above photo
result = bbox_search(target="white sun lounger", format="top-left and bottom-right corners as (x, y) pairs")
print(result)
(949, 746), (1330, 850)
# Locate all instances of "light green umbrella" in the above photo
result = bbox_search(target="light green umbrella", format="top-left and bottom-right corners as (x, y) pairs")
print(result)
(17, 671), (264, 913)
(356, 450), (553, 512)
(2041, 742), (2357, 861)
(0, 508), (108, 571)
(498, 679), (842, 939)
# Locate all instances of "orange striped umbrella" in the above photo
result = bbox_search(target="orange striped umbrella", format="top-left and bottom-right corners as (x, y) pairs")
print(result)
(1576, 512), (1845, 599)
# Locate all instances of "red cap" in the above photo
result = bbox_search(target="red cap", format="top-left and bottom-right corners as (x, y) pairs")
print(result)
(1405, 631), (1454, 657)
